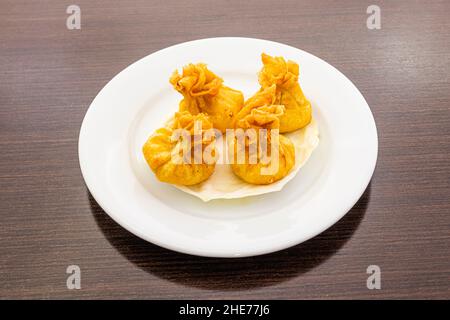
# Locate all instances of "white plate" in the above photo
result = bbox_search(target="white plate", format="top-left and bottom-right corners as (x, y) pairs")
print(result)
(79, 37), (378, 258)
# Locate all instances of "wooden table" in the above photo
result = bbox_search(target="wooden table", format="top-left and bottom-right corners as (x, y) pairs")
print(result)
(1, 0), (449, 299)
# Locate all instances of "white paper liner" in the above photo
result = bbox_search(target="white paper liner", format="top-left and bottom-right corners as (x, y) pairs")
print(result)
(174, 117), (319, 201)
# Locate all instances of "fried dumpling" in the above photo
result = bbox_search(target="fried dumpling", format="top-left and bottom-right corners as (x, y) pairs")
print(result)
(234, 84), (277, 125)
(142, 111), (216, 186)
(257, 53), (312, 133)
(170, 63), (244, 133)
(229, 105), (295, 185)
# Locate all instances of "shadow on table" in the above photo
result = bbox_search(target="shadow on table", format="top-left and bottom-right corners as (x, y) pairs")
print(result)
(90, 184), (370, 291)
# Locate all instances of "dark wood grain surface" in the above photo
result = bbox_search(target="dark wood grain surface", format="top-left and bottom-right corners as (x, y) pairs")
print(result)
(1, 0), (449, 299)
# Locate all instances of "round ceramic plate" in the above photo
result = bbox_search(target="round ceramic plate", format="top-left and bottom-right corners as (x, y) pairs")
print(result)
(79, 37), (378, 258)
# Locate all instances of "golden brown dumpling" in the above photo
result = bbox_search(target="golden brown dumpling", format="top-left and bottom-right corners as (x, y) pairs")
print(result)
(170, 63), (244, 133)
(234, 84), (277, 126)
(142, 111), (216, 186)
(229, 105), (295, 185)
(257, 53), (312, 133)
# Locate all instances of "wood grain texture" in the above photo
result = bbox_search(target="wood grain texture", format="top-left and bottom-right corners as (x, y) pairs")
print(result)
(0, 0), (449, 299)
